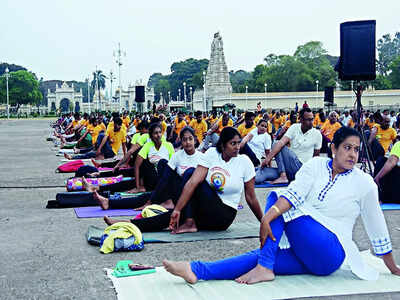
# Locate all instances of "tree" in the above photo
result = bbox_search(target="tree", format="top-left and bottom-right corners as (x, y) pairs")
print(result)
(154, 79), (171, 103)
(377, 32), (400, 76)
(0, 63), (27, 76)
(0, 70), (42, 106)
(91, 70), (106, 99)
(388, 56), (400, 89)
(229, 70), (252, 92)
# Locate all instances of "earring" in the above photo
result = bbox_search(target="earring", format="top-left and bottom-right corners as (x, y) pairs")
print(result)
(332, 154), (336, 159)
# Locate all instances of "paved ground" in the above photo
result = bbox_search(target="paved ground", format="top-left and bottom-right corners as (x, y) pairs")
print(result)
(0, 119), (399, 300)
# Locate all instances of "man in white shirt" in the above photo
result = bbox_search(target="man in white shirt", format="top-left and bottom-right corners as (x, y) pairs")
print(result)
(263, 108), (322, 184)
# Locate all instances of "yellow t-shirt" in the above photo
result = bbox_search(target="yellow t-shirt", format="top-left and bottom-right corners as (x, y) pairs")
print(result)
(189, 119), (208, 142)
(107, 121), (127, 133)
(272, 116), (283, 131)
(106, 126), (127, 155)
(122, 116), (131, 129)
(389, 141), (400, 158)
(133, 119), (141, 127)
(254, 115), (263, 125)
(174, 118), (187, 135)
(161, 121), (167, 135)
(374, 124), (397, 153)
(237, 123), (256, 137)
(72, 120), (81, 128)
(217, 118), (233, 134)
(283, 120), (292, 129)
(313, 114), (322, 128)
(365, 118), (375, 129)
(321, 121), (342, 141)
(91, 124), (105, 145)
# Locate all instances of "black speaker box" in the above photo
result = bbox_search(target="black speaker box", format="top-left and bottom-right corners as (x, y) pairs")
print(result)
(135, 86), (145, 103)
(324, 87), (334, 103)
(335, 20), (376, 81)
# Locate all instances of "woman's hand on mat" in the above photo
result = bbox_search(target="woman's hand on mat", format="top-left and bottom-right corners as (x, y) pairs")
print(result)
(259, 215), (276, 247)
(169, 210), (181, 232)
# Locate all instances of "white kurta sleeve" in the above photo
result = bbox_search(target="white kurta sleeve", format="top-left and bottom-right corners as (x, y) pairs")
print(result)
(279, 158), (316, 208)
(360, 181), (392, 256)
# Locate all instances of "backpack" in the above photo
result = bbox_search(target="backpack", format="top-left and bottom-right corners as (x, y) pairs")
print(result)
(56, 160), (85, 173)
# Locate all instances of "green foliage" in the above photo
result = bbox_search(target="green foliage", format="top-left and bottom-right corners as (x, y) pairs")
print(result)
(0, 63), (27, 76)
(229, 70), (251, 92)
(0, 70), (42, 105)
(388, 56), (400, 89)
(149, 58), (209, 103)
(377, 32), (400, 76)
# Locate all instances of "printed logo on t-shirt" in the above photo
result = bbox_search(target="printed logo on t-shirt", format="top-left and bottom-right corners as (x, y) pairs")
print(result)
(210, 172), (226, 194)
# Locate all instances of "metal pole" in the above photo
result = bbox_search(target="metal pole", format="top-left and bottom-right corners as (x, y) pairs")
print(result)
(183, 82), (186, 109)
(203, 71), (206, 113)
(245, 86), (248, 110)
(315, 80), (319, 109)
(95, 66), (99, 111)
(87, 77), (91, 114)
(5, 68), (10, 120)
(264, 83), (267, 110)
(190, 86), (193, 111)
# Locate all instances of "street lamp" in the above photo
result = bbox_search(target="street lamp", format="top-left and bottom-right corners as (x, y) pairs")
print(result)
(178, 89), (181, 102)
(168, 91), (171, 104)
(87, 76), (91, 114)
(160, 92), (163, 106)
(113, 42), (126, 113)
(245, 85), (248, 110)
(315, 80), (319, 108)
(189, 86), (193, 111)
(183, 82), (187, 109)
(203, 71), (207, 113)
(4, 67), (10, 119)
(264, 82), (267, 110)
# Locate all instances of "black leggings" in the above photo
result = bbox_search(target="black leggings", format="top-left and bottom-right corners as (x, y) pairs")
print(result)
(374, 156), (400, 204)
(239, 143), (260, 167)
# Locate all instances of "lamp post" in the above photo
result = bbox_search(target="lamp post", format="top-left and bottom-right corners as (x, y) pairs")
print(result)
(183, 82), (187, 109)
(87, 76), (91, 114)
(160, 92), (163, 106)
(114, 42), (126, 113)
(189, 86), (193, 111)
(203, 71), (207, 113)
(264, 82), (267, 110)
(5, 67), (10, 119)
(315, 80), (319, 108)
(168, 91), (171, 104)
(245, 85), (248, 110)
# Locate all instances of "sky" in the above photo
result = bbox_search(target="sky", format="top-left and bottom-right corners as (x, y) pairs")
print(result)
(1, 0), (399, 88)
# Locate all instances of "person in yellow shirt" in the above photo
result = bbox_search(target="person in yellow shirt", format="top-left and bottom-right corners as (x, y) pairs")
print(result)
(272, 111), (283, 131)
(189, 111), (208, 144)
(254, 112), (263, 125)
(133, 115), (141, 128)
(369, 115), (397, 154)
(201, 112), (233, 151)
(122, 111), (131, 129)
(262, 113), (274, 135)
(275, 113), (297, 140)
(185, 112), (194, 124)
(158, 114), (168, 136)
(320, 111), (341, 153)
(97, 117), (127, 159)
(207, 111), (218, 127)
(169, 111), (187, 145)
(237, 112), (256, 137)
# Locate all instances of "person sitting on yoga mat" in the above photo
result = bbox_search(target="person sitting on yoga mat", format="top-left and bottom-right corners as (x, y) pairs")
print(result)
(96, 117), (127, 159)
(163, 126), (400, 284)
(132, 122), (174, 193)
(167, 126), (264, 234)
(239, 118), (271, 167)
(257, 108), (321, 185)
(374, 140), (400, 204)
(96, 127), (205, 231)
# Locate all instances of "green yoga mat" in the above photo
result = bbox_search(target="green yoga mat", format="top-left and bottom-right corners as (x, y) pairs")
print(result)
(86, 222), (259, 245)
(106, 251), (400, 300)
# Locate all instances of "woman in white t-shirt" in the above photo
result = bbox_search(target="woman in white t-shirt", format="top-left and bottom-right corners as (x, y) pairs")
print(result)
(168, 127), (264, 234)
(239, 119), (272, 167)
(98, 127), (204, 231)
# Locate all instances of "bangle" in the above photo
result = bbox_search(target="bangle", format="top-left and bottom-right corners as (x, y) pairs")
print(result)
(271, 205), (281, 215)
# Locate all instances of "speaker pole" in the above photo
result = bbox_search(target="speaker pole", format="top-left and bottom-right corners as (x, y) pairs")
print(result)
(354, 81), (374, 176)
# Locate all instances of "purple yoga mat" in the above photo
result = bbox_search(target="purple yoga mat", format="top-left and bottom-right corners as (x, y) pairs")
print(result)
(74, 206), (141, 218)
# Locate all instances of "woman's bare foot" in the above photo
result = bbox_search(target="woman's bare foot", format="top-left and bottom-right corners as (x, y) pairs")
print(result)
(93, 191), (109, 210)
(103, 216), (130, 226)
(162, 260), (198, 284)
(268, 174), (289, 185)
(82, 177), (98, 192)
(134, 200), (151, 211)
(172, 219), (198, 234)
(64, 153), (72, 160)
(127, 187), (146, 194)
(235, 264), (275, 284)
(160, 199), (174, 210)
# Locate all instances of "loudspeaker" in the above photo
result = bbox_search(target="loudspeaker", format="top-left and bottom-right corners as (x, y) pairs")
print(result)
(335, 20), (376, 81)
(324, 87), (334, 104)
(135, 86), (145, 103)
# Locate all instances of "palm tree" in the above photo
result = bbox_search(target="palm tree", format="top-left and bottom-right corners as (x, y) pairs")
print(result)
(91, 70), (106, 99)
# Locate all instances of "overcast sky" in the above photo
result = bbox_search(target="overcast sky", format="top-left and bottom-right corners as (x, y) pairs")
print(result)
(1, 0), (399, 87)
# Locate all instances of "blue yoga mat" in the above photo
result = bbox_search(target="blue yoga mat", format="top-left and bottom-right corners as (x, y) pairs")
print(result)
(380, 203), (400, 211)
(255, 182), (289, 188)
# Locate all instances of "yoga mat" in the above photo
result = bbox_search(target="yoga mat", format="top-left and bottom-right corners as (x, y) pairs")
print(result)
(74, 206), (141, 218)
(106, 251), (400, 300)
(255, 182), (289, 188)
(381, 203), (400, 210)
(86, 221), (259, 245)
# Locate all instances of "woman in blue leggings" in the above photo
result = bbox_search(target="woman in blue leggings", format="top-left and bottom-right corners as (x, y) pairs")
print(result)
(163, 127), (400, 284)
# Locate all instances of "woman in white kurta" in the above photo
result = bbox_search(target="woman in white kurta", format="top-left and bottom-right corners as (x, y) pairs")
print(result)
(163, 126), (400, 284)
